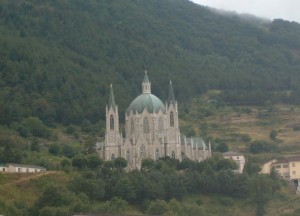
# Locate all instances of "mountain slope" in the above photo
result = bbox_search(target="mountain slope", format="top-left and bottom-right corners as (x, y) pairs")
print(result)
(0, 0), (300, 127)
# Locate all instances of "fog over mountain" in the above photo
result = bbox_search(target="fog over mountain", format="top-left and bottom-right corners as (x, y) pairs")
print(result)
(192, 0), (300, 23)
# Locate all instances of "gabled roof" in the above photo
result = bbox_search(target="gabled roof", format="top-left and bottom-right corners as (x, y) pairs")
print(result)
(287, 156), (300, 162)
(268, 156), (300, 165)
(273, 159), (289, 165)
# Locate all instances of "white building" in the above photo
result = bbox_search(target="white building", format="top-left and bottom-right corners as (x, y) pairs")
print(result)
(222, 151), (245, 173)
(0, 163), (46, 173)
(98, 72), (212, 169)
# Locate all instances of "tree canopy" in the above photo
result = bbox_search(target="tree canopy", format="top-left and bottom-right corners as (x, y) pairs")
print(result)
(0, 0), (300, 130)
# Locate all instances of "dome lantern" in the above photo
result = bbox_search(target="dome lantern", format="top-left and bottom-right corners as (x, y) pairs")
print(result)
(127, 72), (165, 114)
(142, 70), (151, 94)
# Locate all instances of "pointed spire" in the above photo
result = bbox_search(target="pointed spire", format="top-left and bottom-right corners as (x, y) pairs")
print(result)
(142, 70), (151, 94)
(168, 81), (175, 104)
(143, 70), (149, 82)
(109, 84), (116, 108)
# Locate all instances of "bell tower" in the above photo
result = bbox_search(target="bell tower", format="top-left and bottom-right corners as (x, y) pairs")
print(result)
(166, 81), (180, 159)
(105, 84), (120, 160)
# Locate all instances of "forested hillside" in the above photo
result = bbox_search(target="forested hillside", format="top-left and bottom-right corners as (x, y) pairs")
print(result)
(2, 1), (300, 215)
(1, 0), (300, 127)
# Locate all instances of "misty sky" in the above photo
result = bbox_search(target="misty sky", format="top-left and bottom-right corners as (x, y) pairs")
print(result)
(191, 0), (300, 23)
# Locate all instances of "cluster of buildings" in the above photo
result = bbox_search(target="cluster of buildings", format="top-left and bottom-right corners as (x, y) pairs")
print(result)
(96, 72), (249, 173)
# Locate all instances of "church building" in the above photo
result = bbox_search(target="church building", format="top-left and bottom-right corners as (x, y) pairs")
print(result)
(98, 72), (211, 169)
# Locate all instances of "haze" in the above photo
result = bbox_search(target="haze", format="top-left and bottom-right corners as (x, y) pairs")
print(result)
(191, 0), (300, 23)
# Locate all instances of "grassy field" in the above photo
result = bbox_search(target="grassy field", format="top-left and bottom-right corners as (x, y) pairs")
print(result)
(181, 100), (300, 159)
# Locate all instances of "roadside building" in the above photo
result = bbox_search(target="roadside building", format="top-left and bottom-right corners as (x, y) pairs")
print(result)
(0, 163), (46, 173)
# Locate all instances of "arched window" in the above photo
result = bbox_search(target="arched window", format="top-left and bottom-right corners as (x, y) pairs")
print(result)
(155, 149), (160, 160)
(131, 120), (134, 134)
(158, 117), (164, 132)
(172, 151), (175, 159)
(111, 154), (115, 160)
(143, 117), (150, 133)
(170, 112), (174, 127)
(110, 115), (114, 130)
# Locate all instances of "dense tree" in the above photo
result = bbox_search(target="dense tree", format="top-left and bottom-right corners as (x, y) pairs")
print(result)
(72, 154), (87, 169)
(113, 176), (136, 201)
(86, 154), (103, 169)
(32, 185), (74, 215)
(0, 146), (22, 163)
(97, 197), (128, 214)
(250, 140), (278, 154)
(215, 143), (229, 152)
(113, 157), (128, 170)
(48, 143), (61, 156)
(248, 175), (276, 216)
(69, 176), (105, 201)
(146, 199), (168, 215)
(0, 0), (300, 135)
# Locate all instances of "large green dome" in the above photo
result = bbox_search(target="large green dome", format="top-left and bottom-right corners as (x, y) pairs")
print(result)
(127, 93), (166, 114)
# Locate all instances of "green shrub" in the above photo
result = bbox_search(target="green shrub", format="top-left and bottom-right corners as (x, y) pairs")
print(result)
(103, 197), (128, 214)
(218, 196), (234, 206)
(146, 199), (168, 215)
(269, 130), (278, 140)
(250, 140), (278, 154)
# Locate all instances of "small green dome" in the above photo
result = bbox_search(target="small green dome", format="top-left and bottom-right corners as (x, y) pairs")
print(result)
(128, 93), (166, 114)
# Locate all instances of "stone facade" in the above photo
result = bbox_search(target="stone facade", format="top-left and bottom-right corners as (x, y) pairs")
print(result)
(99, 72), (211, 169)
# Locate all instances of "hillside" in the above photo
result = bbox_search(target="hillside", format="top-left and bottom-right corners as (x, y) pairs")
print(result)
(1, 162), (300, 216)
(2, 1), (300, 215)
(0, 0), (300, 129)
(181, 99), (300, 157)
